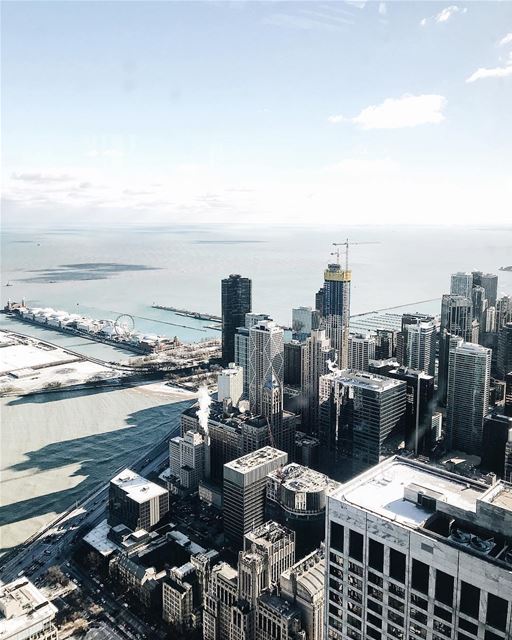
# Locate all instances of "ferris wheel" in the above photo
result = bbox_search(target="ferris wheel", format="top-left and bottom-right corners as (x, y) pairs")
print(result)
(114, 313), (135, 337)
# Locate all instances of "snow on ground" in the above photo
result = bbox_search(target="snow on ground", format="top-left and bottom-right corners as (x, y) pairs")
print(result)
(0, 339), (79, 374)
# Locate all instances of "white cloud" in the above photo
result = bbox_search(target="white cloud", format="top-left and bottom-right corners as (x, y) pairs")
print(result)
(498, 32), (512, 47)
(421, 5), (467, 27)
(264, 6), (354, 31)
(328, 94), (446, 129)
(466, 63), (512, 82)
(378, 2), (387, 16)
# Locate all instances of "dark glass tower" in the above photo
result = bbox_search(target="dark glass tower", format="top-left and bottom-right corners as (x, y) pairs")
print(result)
(221, 274), (251, 365)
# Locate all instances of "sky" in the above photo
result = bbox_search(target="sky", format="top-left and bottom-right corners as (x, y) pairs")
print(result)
(2, 0), (512, 227)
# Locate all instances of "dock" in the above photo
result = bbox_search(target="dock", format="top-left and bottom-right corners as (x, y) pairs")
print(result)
(152, 304), (221, 323)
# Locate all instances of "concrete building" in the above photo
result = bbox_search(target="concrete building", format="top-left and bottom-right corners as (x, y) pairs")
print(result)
(243, 521), (296, 587)
(0, 578), (58, 640)
(248, 320), (284, 419)
(255, 593), (303, 640)
(203, 562), (239, 640)
(323, 263), (351, 369)
(266, 463), (338, 556)
(108, 469), (169, 532)
(325, 456), (512, 640)
(348, 333), (376, 371)
(301, 329), (335, 434)
(281, 548), (325, 640)
(169, 430), (205, 491)
(218, 363), (244, 407)
(162, 563), (200, 629)
(180, 401), (296, 486)
(318, 370), (406, 475)
(222, 274), (252, 365)
(398, 317), (436, 377)
(446, 340), (491, 455)
(450, 271), (473, 299)
(235, 315), (272, 397)
(223, 447), (288, 549)
(374, 328), (397, 360)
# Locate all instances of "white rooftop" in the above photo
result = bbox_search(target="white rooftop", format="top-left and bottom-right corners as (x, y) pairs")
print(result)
(335, 457), (486, 529)
(0, 578), (57, 638)
(225, 446), (287, 473)
(324, 369), (405, 392)
(111, 468), (167, 503)
(268, 463), (338, 493)
(83, 519), (118, 557)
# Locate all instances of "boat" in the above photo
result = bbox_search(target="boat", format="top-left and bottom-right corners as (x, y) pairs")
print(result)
(5, 281), (13, 287)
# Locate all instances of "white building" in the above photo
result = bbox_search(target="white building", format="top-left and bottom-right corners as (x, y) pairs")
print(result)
(325, 456), (512, 640)
(248, 320), (284, 418)
(217, 363), (244, 407)
(169, 430), (205, 490)
(0, 578), (58, 640)
(348, 333), (376, 372)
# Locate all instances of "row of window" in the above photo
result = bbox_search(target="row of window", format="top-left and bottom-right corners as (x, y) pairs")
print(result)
(329, 521), (510, 632)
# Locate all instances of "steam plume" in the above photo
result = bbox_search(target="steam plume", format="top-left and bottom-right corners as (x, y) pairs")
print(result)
(197, 386), (212, 437)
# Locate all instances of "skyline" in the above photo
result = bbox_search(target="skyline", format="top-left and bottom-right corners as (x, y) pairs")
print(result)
(2, 0), (512, 227)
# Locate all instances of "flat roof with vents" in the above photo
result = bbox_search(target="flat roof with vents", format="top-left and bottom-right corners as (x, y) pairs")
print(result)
(110, 468), (167, 503)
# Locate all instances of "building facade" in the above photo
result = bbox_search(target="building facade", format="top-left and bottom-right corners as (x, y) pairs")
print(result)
(222, 274), (252, 365)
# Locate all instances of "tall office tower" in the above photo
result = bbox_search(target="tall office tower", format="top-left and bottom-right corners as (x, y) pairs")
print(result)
(375, 328), (397, 360)
(471, 285), (486, 323)
(446, 340), (491, 455)
(497, 322), (512, 379)
(438, 294), (473, 405)
(318, 370), (406, 474)
(169, 430), (205, 490)
(222, 274), (252, 365)
(396, 314), (436, 374)
(484, 305), (497, 334)
(315, 287), (324, 314)
(243, 521), (296, 587)
(505, 372), (512, 417)
(450, 271), (473, 298)
(496, 295), (512, 330)
(372, 365), (435, 456)
(236, 314), (273, 399)
(323, 262), (351, 368)
(108, 469), (169, 532)
(284, 340), (303, 386)
(472, 270), (499, 307)
(261, 373), (283, 432)
(249, 320), (284, 416)
(292, 306), (313, 340)
(223, 447), (288, 549)
(348, 333), (376, 371)
(266, 462), (339, 556)
(301, 329), (335, 433)
(0, 578), (59, 640)
(481, 412), (512, 476)
(506, 441), (512, 482)
(280, 548), (325, 640)
(325, 456), (512, 640)
(217, 362), (244, 407)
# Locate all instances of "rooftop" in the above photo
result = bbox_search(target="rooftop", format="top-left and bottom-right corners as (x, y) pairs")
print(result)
(0, 579), (57, 637)
(110, 468), (167, 503)
(333, 457), (487, 529)
(267, 463), (338, 494)
(224, 446), (287, 474)
(281, 548), (325, 598)
(323, 369), (406, 392)
(245, 520), (293, 547)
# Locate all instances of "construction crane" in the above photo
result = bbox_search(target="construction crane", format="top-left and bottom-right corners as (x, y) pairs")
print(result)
(331, 239), (380, 271)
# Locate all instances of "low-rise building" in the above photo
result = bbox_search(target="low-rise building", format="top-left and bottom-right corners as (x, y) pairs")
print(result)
(0, 578), (58, 640)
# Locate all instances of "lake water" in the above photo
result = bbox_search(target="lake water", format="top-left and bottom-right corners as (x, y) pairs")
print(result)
(1, 223), (512, 554)
(0, 385), (193, 554)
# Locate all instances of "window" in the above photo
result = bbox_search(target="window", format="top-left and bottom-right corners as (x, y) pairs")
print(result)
(349, 530), (364, 562)
(486, 593), (508, 631)
(434, 606), (452, 622)
(460, 582), (480, 620)
(458, 618), (477, 635)
(366, 626), (381, 639)
(389, 548), (406, 583)
(411, 559), (429, 595)
(368, 538), (384, 572)
(435, 570), (454, 607)
(411, 594), (428, 610)
(368, 572), (383, 587)
(367, 612), (381, 628)
(330, 521), (344, 552)
(389, 596), (405, 613)
(484, 632), (503, 640)
(367, 599), (382, 615)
